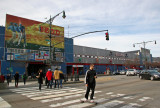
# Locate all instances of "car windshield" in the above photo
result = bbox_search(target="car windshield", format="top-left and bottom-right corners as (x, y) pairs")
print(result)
(148, 70), (159, 74)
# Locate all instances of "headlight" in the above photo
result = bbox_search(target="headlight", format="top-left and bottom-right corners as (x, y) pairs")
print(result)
(154, 75), (159, 78)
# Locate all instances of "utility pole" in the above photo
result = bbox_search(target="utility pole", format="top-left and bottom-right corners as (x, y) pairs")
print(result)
(44, 11), (66, 65)
(133, 40), (156, 70)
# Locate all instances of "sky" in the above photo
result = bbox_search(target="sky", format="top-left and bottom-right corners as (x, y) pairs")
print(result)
(0, 0), (160, 57)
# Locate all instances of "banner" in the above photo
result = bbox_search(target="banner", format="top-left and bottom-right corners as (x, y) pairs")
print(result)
(5, 14), (64, 52)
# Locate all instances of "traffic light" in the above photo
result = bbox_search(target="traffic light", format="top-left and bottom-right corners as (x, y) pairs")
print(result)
(105, 32), (109, 40)
(62, 11), (66, 19)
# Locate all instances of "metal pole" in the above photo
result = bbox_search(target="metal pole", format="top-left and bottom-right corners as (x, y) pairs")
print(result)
(143, 42), (147, 70)
(49, 15), (52, 65)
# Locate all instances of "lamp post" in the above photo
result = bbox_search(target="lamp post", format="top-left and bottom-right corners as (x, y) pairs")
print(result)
(133, 40), (156, 70)
(44, 11), (66, 65)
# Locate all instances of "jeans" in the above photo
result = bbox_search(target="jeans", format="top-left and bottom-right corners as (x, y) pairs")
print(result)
(85, 84), (95, 100)
(54, 80), (59, 88)
(60, 79), (63, 87)
(47, 80), (52, 88)
(39, 83), (41, 90)
(15, 79), (19, 87)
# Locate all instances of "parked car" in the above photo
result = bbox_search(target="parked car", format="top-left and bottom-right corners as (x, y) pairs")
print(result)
(139, 70), (160, 81)
(120, 70), (126, 75)
(112, 71), (120, 75)
(126, 69), (137, 76)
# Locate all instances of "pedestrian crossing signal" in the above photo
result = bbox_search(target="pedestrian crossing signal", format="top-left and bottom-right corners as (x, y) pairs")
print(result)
(105, 32), (109, 40)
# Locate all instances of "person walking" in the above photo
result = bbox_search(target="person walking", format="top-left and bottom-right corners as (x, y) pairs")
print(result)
(36, 69), (43, 91)
(6, 74), (11, 86)
(59, 70), (64, 88)
(22, 73), (27, 85)
(54, 68), (63, 88)
(46, 69), (53, 89)
(14, 72), (19, 87)
(84, 64), (97, 103)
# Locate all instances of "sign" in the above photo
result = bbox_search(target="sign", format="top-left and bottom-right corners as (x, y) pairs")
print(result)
(5, 14), (64, 52)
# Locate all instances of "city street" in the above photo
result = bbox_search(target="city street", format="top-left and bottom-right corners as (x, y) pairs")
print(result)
(1, 75), (160, 108)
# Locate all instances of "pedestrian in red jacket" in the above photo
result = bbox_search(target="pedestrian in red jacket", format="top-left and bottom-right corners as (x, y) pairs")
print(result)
(46, 69), (53, 89)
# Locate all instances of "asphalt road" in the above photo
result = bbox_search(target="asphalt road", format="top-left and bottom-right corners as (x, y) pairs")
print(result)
(0, 75), (160, 108)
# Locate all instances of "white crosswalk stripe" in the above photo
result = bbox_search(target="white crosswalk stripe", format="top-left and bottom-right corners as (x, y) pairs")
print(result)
(0, 97), (12, 108)
(10, 87), (150, 108)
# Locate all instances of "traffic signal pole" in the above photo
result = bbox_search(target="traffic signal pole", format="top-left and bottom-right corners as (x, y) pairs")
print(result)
(133, 40), (156, 70)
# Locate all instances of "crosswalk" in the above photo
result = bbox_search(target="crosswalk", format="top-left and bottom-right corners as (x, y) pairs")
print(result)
(9, 87), (153, 108)
(0, 97), (11, 108)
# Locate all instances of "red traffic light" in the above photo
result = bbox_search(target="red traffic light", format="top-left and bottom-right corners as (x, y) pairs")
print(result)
(105, 32), (109, 40)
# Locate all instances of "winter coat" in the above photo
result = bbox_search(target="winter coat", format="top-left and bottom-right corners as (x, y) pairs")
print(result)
(54, 70), (63, 80)
(46, 71), (52, 81)
(37, 72), (43, 84)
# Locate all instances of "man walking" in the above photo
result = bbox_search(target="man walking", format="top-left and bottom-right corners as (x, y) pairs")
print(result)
(84, 64), (97, 103)
(14, 72), (19, 87)
(54, 68), (63, 88)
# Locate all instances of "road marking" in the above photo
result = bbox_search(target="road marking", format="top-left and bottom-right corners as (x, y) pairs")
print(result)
(41, 94), (82, 103)
(123, 96), (136, 100)
(92, 100), (124, 108)
(31, 90), (86, 100)
(138, 97), (153, 102)
(49, 99), (80, 107)
(0, 97), (11, 108)
(120, 103), (142, 108)
(106, 92), (113, 95)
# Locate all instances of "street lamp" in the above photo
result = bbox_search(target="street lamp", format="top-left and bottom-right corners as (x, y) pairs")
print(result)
(44, 10), (66, 65)
(133, 40), (157, 70)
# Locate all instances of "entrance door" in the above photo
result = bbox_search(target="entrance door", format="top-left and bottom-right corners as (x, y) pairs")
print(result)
(27, 63), (45, 78)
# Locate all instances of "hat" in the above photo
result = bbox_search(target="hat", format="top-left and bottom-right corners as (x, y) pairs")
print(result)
(48, 69), (51, 71)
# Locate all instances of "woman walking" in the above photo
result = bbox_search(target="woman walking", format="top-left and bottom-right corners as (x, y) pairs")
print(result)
(36, 69), (43, 91)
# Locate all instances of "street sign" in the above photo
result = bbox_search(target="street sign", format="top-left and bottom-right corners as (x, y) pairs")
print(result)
(45, 39), (50, 41)
(8, 67), (13, 72)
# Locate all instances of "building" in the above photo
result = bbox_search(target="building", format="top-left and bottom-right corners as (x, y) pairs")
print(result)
(0, 14), (157, 78)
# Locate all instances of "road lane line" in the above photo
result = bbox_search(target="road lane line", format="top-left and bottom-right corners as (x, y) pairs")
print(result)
(92, 100), (124, 108)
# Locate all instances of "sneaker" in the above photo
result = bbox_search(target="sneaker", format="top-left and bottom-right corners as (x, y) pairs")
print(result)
(90, 99), (94, 103)
(84, 98), (88, 102)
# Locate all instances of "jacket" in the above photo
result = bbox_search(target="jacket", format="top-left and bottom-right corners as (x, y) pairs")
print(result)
(46, 71), (52, 81)
(85, 69), (96, 85)
(54, 70), (63, 80)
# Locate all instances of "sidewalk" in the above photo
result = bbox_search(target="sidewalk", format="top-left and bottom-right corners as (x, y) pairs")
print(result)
(1, 75), (114, 89)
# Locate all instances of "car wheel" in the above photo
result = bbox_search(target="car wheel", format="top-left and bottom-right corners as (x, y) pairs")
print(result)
(139, 76), (143, 79)
(150, 76), (154, 81)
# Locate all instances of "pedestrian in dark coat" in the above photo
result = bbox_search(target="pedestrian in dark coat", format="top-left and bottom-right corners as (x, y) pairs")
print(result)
(22, 74), (27, 85)
(84, 64), (97, 103)
(6, 74), (11, 86)
(36, 69), (43, 90)
(14, 72), (19, 87)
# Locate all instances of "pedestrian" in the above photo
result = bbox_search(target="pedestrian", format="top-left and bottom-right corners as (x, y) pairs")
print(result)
(46, 69), (53, 89)
(6, 74), (11, 86)
(14, 72), (19, 87)
(59, 70), (64, 88)
(22, 73), (27, 85)
(84, 64), (97, 103)
(54, 68), (63, 88)
(36, 69), (43, 91)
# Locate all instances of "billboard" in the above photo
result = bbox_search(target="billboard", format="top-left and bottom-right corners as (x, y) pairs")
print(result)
(5, 14), (64, 52)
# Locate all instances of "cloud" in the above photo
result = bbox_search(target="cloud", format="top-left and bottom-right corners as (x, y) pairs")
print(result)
(0, 0), (159, 57)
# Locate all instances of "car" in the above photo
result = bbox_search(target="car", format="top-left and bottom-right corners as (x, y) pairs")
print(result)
(139, 70), (160, 81)
(120, 70), (126, 75)
(126, 69), (137, 76)
(112, 71), (120, 75)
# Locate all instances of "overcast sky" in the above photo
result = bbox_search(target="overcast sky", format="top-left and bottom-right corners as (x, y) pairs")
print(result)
(0, 0), (160, 57)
